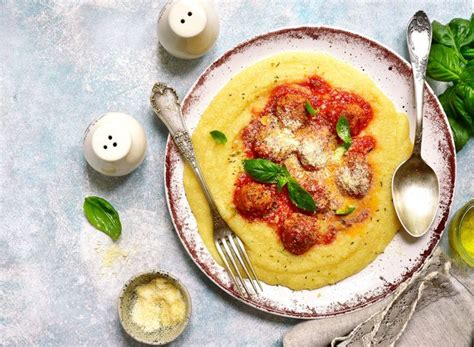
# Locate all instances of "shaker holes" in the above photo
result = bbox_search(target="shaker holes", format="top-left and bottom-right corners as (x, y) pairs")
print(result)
(181, 19), (185, 23)
(188, 12), (192, 16)
(103, 136), (117, 150)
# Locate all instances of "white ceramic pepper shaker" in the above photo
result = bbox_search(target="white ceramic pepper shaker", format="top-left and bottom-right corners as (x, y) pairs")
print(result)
(158, 0), (219, 59)
(83, 112), (147, 176)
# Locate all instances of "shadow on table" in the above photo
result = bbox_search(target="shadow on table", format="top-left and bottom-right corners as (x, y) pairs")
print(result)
(85, 164), (132, 193)
(156, 44), (205, 77)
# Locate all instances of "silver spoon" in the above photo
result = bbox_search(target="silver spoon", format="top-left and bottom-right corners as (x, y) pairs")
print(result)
(392, 11), (440, 237)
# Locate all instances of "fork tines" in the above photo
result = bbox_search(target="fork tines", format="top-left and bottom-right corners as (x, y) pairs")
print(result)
(215, 234), (263, 297)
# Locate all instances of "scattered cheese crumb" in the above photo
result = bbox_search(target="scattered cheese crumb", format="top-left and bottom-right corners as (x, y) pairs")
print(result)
(102, 244), (128, 268)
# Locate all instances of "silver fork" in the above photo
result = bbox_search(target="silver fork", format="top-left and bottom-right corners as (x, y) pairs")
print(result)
(150, 82), (262, 297)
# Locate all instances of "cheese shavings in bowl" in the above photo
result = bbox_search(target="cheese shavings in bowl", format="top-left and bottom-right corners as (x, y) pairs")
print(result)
(118, 271), (191, 345)
(131, 278), (187, 331)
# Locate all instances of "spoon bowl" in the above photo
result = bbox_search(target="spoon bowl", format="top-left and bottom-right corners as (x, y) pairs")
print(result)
(392, 156), (439, 237)
(392, 11), (440, 237)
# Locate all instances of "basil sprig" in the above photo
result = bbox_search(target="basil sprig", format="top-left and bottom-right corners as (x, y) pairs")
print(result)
(336, 116), (352, 147)
(243, 158), (316, 212)
(83, 196), (122, 241)
(428, 15), (474, 151)
(210, 130), (227, 144)
(335, 115), (352, 156)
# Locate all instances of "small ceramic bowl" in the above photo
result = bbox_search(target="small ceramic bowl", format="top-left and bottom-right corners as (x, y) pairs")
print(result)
(118, 271), (192, 345)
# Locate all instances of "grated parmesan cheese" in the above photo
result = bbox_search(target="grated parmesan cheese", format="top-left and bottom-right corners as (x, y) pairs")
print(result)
(299, 137), (328, 168)
(131, 277), (187, 333)
(336, 160), (371, 197)
(264, 128), (299, 157)
(280, 115), (302, 130)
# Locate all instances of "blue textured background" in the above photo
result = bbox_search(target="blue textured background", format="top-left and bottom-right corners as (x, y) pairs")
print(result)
(1, 1), (472, 346)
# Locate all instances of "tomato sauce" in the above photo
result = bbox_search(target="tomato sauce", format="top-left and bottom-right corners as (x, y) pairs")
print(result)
(233, 75), (376, 255)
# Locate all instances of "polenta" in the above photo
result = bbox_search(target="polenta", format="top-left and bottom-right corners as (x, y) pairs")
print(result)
(183, 52), (411, 290)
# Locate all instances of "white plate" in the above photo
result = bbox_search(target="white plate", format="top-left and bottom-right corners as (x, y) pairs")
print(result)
(164, 27), (456, 318)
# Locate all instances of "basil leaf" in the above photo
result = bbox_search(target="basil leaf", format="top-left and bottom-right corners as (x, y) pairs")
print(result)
(461, 46), (474, 60)
(432, 20), (457, 48)
(459, 66), (474, 86)
(243, 158), (316, 212)
(438, 86), (457, 117)
(454, 82), (474, 130)
(305, 101), (318, 116)
(447, 116), (470, 151)
(277, 175), (289, 192)
(335, 205), (356, 216)
(210, 130), (227, 144)
(243, 158), (289, 183)
(427, 44), (463, 82)
(439, 83), (474, 134)
(287, 179), (316, 213)
(336, 116), (352, 148)
(83, 196), (122, 241)
(448, 18), (474, 49)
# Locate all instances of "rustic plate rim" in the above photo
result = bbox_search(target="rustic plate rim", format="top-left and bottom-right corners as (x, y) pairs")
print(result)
(162, 25), (456, 319)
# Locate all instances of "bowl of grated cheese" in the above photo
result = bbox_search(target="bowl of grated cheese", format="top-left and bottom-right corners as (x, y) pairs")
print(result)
(118, 271), (192, 345)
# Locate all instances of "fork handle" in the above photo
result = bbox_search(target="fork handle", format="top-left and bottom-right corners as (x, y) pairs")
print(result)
(150, 83), (224, 224)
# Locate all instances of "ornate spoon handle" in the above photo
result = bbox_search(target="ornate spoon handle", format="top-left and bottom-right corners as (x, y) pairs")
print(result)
(407, 10), (432, 157)
(150, 82), (221, 217)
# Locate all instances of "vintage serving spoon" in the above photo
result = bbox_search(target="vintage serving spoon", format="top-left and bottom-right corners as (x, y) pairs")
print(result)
(392, 11), (440, 237)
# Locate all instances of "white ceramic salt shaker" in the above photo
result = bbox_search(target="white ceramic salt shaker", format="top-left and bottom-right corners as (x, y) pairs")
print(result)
(158, 0), (219, 59)
(83, 112), (147, 176)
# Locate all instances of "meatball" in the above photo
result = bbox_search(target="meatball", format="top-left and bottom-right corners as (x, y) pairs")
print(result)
(280, 213), (318, 255)
(295, 125), (335, 170)
(234, 181), (274, 217)
(302, 180), (330, 213)
(274, 92), (309, 131)
(252, 116), (299, 162)
(341, 103), (371, 136)
(347, 136), (376, 157)
(335, 158), (372, 199)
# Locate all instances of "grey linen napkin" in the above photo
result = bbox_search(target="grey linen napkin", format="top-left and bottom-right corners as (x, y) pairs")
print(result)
(283, 249), (473, 346)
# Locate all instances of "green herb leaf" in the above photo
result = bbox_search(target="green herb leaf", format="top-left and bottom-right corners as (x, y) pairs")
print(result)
(432, 20), (457, 48)
(427, 44), (464, 82)
(287, 179), (316, 213)
(243, 158), (288, 183)
(243, 158), (316, 212)
(438, 83), (474, 135)
(447, 116), (470, 150)
(305, 101), (318, 116)
(461, 46), (474, 60)
(454, 82), (474, 130)
(335, 205), (356, 216)
(448, 18), (474, 49)
(83, 196), (122, 241)
(430, 15), (474, 151)
(336, 116), (352, 148)
(210, 130), (227, 144)
(459, 65), (474, 85)
(276, 175), (289, 192)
